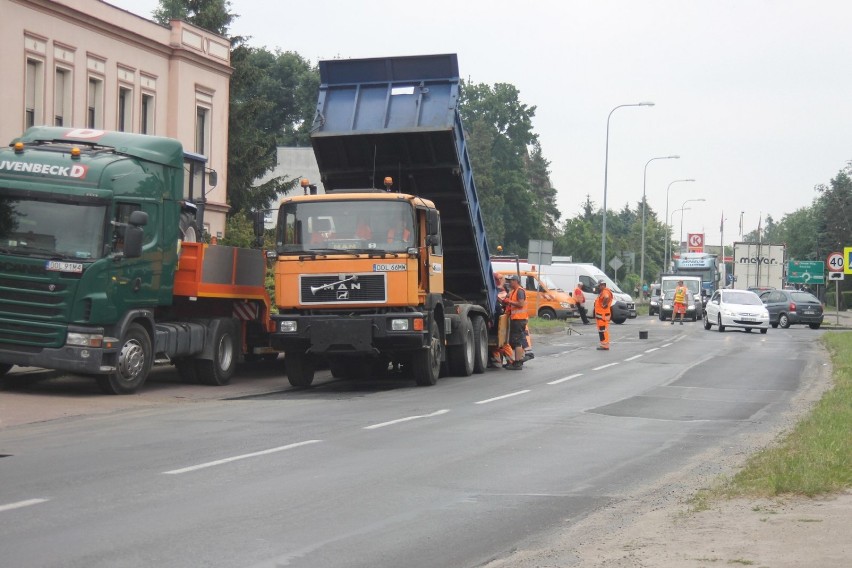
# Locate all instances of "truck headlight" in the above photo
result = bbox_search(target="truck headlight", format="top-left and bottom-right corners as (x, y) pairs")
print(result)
(280, 320), (298, 333)
(66, 332), (104, 348)
(390, 318), (410, 331)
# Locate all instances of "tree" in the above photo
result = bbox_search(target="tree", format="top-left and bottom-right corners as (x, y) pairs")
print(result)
(153, 0), (235, 36)
(153, 1), (319, 217)
(459, 81), (559, 254)
(227, 47), (318, 215)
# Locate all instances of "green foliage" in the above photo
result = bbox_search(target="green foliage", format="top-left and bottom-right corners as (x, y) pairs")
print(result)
(153, 0), (235, 36)
(227, 47), (318, 215)
(459, 81), (560, 255)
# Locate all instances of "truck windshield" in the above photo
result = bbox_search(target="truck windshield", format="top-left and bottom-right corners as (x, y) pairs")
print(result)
(277, 199), (415, 254)
(0, 194), (108, 260)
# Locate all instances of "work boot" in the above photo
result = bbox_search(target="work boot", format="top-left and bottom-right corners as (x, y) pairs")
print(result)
(523, 352), (535, 362)
(507, 362), (523, 370)
(502, 361), (514, 369)
(670, 320), (674, 325)
(596, 346), (609, 351)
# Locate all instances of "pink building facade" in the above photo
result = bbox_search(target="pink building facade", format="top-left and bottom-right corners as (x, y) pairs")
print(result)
(1, 0), (233, 237)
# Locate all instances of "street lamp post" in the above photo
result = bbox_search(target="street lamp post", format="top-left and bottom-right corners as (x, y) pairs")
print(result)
(600, 101), (655, 272)
(640, 155), (679, 294)
(678, 198), (706, 257)
(664, 178), (695, 272)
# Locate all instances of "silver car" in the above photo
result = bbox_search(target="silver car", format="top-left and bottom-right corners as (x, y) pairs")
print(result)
(703, 289), (770, 334)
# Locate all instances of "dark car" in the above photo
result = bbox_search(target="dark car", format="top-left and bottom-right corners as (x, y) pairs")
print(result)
(759, 289), (824, 329)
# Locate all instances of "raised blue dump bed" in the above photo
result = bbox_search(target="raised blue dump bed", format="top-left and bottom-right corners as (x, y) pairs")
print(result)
(312, 54), (496, 315)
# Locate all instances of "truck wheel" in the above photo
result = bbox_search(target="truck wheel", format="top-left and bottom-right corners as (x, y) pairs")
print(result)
(286, 351), (315, 387)
(0, 363), (11, 377)
(97, 323), (152, 395)
(413, 318), (441, 386)
(538, 307), (557, 320)
(448, 318), (474, 377)
(471, 316), (488, 374)
(174, 358), (199, 384)
(179, 211), (200, 243)
(196, 320), (237, 386)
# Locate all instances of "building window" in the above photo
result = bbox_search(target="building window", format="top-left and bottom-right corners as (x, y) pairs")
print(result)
(195, 106), (210, 156)
(141, 93), (154, 134)
(25, 58), (45, 128)
(118, 86), (132, 132)
(87, 76), (104, 129)
(54, 67), (72, 127)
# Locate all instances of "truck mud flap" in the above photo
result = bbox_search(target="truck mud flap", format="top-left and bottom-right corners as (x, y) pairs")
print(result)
(308, 319), (376, 354)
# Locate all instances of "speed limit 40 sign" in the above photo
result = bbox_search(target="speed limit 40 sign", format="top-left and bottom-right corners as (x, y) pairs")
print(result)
(827, 252), (844, 272)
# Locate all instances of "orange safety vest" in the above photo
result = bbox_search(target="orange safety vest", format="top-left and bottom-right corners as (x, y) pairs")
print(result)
(673, 285), (687, 304)
(574, 286), (586, 305)
(387, 227), (411, 243)
(594, 287), (613, 315)
(507, 287), (528, 320)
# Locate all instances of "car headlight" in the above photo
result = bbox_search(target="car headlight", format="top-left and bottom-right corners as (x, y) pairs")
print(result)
(663, 303), (672, 309)
(279, 320), (298, 333)
(650, 300), (658, 306)
(560, 302), (572, 309)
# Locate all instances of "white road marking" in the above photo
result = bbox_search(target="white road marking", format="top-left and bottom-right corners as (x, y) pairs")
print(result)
(592, 362), (619, 371)
(475, 390), (531, 404)
(364, 409), (450, 430)
(661, 343), (673, 348)
(163, 440), (322, 474)
(0, 498), (48, 513)
(548, 373), (583, 385)
(624, 354), (643, 361)
(645, 347), (660, 353)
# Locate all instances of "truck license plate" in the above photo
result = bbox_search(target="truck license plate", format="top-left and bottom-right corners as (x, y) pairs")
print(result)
(45, 260), (83, 273)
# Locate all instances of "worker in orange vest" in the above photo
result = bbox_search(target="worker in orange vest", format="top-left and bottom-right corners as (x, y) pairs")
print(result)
(502, 274), (528, 370)
(574, 282), (591, 324)
(594, 281), (614, 351)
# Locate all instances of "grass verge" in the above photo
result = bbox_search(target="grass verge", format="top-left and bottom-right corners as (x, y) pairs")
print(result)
(694, 332), (852, 506)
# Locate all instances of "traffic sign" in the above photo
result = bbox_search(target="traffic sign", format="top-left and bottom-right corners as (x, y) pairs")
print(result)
(827, 252), (844, 272)
(829, 271), (845, 281)
(788, 260), (824, 284)
(845, 247), (852, 274)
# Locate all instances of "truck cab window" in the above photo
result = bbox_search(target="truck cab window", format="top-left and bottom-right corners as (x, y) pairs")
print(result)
(112, 203), (141, 253)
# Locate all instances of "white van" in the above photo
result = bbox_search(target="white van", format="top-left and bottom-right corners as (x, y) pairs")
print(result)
(492, 261), (637, 324)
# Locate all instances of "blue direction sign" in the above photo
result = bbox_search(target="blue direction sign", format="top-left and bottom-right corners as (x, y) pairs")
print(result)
(787, 260), (825, 284)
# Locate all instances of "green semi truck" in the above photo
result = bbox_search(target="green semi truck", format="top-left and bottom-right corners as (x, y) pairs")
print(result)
(0, 127), (276, 394)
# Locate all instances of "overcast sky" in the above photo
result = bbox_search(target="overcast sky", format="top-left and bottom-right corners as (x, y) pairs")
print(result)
(107, 0), (852, 251)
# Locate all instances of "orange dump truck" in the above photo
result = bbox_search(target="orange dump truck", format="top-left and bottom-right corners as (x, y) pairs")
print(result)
(269, 54), (499, 387)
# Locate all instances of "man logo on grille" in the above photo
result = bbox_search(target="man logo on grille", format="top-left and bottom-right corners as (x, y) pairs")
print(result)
(337, 290), (349, 300)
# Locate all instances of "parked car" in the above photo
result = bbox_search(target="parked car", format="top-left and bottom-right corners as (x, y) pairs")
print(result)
(759, 289), (824, 329)
(703, 289), (770, 333)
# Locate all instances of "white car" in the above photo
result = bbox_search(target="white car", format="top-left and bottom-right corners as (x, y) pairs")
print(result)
(703, 289), (769, 334)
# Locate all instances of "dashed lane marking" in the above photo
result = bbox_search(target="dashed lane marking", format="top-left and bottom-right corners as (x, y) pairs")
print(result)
(624, 354), (643, 361)
(163, 440), (322, 474)
(548, 373), (583, 385)
(475, 390), (531, 405)
(592, 362), (620, 371)
(364, 409), (450, 430)
(0, 498), (49, 513)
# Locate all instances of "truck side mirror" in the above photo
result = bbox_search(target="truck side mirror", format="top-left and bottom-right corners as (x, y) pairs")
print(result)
(129, 210), (148, 227)
(121, 211), (148, 258)
(123, 226), (144, 258)
(427, 209), (440, 237)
